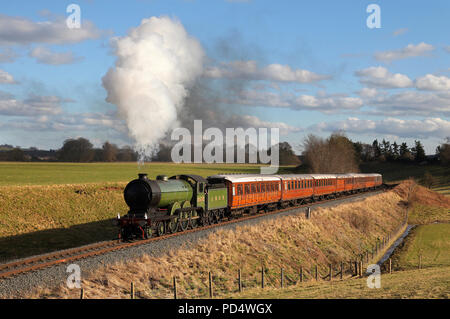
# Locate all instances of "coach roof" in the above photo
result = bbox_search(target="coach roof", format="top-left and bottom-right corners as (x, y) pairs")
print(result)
(207, 174), (281, 183)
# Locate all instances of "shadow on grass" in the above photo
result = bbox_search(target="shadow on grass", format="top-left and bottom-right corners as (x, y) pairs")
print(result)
(0, 219), (117, 263)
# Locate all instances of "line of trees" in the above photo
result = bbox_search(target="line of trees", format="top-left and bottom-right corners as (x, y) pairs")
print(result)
(1, 135), (449, 166)
(301, 133), (450, 173)
(57, 138), (138, 162)
(353, 139), (428, 163)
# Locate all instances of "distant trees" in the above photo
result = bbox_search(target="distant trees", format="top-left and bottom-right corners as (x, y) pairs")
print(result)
(56, 138), (137, 162)
(58, 138), (95, 162)
(0, 148), (29, 161)
(101, 142), (119, 162)
(436, 137), (450, 166)
(277, 142), (301, 165)
(302, 132), (358, 173)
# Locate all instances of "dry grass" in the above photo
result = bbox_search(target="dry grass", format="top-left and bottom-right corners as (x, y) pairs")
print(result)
(0, 183), (127, 261)
(25, 190), (406, 299)
(225, 266), (450, 299)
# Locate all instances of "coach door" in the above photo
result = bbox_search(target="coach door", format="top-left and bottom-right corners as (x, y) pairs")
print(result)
(235, 184), (243, 207)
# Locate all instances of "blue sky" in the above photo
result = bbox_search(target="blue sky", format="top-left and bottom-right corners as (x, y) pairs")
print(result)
(0, 0), (449, 154)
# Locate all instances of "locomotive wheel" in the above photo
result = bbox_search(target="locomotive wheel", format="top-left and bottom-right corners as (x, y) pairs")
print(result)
(179, 211), (190, 231)
(144, 226), (153, 239)
(190, 213), (198, 228)
(213, 211), (220, 224)
(156, 222), (165, 237)
(168, 218), (178, 233)
(179, 201), (191, 231)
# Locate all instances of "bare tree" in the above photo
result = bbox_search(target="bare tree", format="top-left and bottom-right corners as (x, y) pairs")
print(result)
(102, 141), (119, 162)
(302, 132), (358, 173)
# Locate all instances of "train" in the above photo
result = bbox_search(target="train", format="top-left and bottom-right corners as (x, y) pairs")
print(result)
(116, 173), (383, 240)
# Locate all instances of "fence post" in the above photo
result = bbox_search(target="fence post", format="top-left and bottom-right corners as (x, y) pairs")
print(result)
(329, 264), (332, 281)
(130, 282), (135, 299)
(173, 277), (177, 299)
(340, 262), (343, 280)
(366, 251), (369, 264)
(80, 288), (84, 299)
(299, 267), (303, 283)
(209, 272), (213, 298)
(238, 269), (242, 293)
(315, 265), (318, 281)
(281, 268), (284, 288)
(261, 266), (265, 289)
(389, 258), (392, 274)
(359, 261), (363, 278)
(419, 255), (422, 269)
(354, 261), (358, 276)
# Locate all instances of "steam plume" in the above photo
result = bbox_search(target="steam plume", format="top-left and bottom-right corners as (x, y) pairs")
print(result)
(102, 16), (204, 160)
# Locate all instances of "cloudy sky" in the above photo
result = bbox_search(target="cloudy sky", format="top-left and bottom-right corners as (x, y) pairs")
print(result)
(0, 0), (449, 154)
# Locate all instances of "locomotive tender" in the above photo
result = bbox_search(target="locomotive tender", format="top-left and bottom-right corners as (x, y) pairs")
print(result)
(117, 173), (382, 240)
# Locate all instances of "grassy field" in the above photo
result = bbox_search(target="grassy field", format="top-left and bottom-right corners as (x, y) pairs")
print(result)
(389, 223), (450, 270)
(0, 162), (295, 186)
(224, 266), (450, 299)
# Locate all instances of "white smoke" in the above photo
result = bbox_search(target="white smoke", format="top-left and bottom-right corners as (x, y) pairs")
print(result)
(102, 16), (204, 160)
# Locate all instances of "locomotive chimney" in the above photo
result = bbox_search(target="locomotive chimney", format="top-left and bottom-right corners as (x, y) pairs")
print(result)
(138, 173), (148, 180)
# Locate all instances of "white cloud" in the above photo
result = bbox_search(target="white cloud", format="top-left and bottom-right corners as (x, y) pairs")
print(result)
(29, 47), (83, 65)
(357, 87), (378, 98)
(444, 46), (450, 54)
(374, 42), (434, 63)
(226, 89), (363, 113)
(293, 92), (363, 112)
(415, 74), (450, 91)
(0, 92), (65, 116)
(355, 66), (413, 88)
(0, 69), (16, 84)
(363, 90), (450, 117)
(204, 60), (330, 83)
(311, 117), (450, 139)
(0, 14), (103, 45)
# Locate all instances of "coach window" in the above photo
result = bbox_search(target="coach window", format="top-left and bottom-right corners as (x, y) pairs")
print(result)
(232, 186), (236, 196)
(251, 184), (256, 194)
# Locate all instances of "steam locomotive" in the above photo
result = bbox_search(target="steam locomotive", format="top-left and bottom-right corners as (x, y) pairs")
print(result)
(116, 172), (382, 240)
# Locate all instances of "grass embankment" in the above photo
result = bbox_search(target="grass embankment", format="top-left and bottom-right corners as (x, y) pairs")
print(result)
(29, 190), (405, 299)
(392, 179), (450, 225)
(225, 266), (450, 299)
(0, 183), (127, 262)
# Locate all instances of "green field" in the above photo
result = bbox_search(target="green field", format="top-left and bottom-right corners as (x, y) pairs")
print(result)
(391, 223), (450, 270)
(0, 162), (287, 186)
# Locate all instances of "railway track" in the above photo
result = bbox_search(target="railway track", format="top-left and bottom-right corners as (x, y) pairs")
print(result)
(0, 186), (390, 280)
